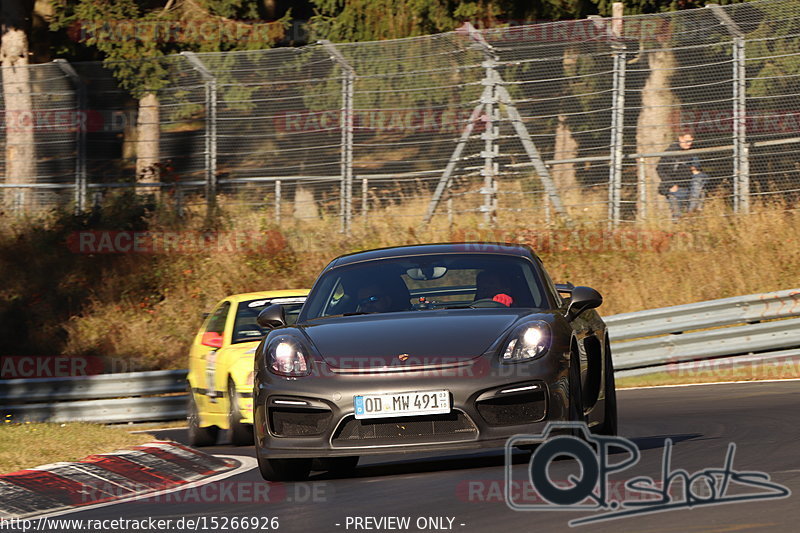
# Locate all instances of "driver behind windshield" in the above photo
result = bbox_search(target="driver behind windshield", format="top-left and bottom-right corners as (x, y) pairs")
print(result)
(474, 270), (514, 307)
(356, 284), (393, 313)
(353, 276), (412, 314)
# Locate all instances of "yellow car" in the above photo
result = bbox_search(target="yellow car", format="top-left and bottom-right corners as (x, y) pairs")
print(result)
(187, 290), (308, 446)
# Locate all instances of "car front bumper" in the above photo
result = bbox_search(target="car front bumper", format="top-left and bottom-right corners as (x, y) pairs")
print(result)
(254, 354), (573, 458)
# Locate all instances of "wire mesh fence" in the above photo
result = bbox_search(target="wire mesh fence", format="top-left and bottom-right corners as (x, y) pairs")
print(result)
(2, 0), (800, 229)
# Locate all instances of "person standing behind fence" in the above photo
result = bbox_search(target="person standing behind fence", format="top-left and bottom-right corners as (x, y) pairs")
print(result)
(656, 130), (709, 220)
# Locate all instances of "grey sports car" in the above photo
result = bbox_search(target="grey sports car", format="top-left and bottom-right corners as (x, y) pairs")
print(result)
(252, 243), (617, 480)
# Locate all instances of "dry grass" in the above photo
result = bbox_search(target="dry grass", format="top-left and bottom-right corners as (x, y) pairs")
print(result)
(0, 421), (153, 474)
(1, 188), (799, 371)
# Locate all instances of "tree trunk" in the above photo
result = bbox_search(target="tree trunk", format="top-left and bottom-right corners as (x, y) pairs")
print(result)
(553, 117), (579, 200)
(636, 48), (679, 219)
(553, 46), (580, 210)
(122, 98), (137, 162)
(136, 92), (160, 191)
(293, 186), (318, 219)
(1, 0), (35, 212)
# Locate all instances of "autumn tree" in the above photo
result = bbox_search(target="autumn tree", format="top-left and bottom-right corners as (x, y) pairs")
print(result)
(50, 0), (287, 187)
(2, 0), (36, 209)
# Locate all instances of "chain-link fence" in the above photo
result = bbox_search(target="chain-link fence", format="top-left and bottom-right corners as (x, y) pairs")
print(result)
(2, 0), (800, 229)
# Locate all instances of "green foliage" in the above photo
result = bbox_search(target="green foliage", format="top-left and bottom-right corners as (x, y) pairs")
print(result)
(745, 2), (800, 106)
(49, 0), (288, 97)
(308, 0), (603, 43)
(50, 0), (168, 96)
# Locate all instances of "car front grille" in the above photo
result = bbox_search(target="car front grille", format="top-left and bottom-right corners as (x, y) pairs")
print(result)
(331, 411), (478, 447)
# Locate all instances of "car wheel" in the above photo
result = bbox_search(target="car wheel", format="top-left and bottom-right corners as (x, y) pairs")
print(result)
(315, 456), (359, 476)
(227, 378), (254, 446)
(256, 449), (312, 481)
(594, 337), (618, 436)
(188, 391), (219, 447)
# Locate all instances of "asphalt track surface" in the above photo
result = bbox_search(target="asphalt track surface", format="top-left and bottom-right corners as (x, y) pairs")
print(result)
(61, 381), (798, 532)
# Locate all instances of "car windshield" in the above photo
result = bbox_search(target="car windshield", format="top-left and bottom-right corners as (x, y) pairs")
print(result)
(232, 297), (305, 344)
(301, 254), (549, 321)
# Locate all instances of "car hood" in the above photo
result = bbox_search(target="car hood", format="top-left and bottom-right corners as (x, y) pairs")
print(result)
(298, 309), (538, 368)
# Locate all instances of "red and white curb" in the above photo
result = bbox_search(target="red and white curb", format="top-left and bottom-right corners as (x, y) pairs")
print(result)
(0, 441), (238, 519)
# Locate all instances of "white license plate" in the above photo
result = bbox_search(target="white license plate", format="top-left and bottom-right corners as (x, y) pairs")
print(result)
(354, 390), (450, 419)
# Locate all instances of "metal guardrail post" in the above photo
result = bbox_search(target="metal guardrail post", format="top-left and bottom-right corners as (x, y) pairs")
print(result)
(181, 52), (218, 217)
(54, 59), (87, 214)
(708, 4), (749, 214)
(320, 40), (356, 235)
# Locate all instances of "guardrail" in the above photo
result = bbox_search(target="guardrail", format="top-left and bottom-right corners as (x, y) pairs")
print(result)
(1, 370), (187, 424)
(2, 288), (798, 423)
(606, 288), (800, 372)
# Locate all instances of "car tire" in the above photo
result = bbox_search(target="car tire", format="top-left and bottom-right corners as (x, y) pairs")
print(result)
(568, 344), (587, 438)
(315, 456), (359, 476)
(227, 378), (254, 446)
(256, 450), (312, 481)
(188, 392), (219, 447)
(594, 337), (618, 436)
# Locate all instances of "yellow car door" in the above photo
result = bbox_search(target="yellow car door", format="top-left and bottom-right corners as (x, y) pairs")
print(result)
(189, 300), (230, 424)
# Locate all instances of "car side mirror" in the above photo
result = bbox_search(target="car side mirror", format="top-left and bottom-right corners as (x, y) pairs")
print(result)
(257, 304), (286, 329)
(566, 286), (603, 319)
(200, 331), (224, 349)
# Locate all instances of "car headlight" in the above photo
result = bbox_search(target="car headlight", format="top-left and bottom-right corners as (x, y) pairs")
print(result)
(267, 337), (311, 377)
(501, 322), (551, 363)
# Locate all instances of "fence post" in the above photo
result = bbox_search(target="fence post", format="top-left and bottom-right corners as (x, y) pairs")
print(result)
(175, 187), (184, 218)
(54, 59), (87, 214)
(361, 176), (368, 226)
(181, 52), (218, 217)
(422, 95), (487, 226)
(447, 195), (453, 227)
(594, 4), (626, 228)
(637, 157), (647, 221)
(708, 4), (749, 214)
(609, 46), (626, 227)
(423, 23), (572, 227)
(320, 41), (355, 235)
(733, 36), (749, 214)
(481, 57), (499, 226)
(275, 180), (281, 224)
